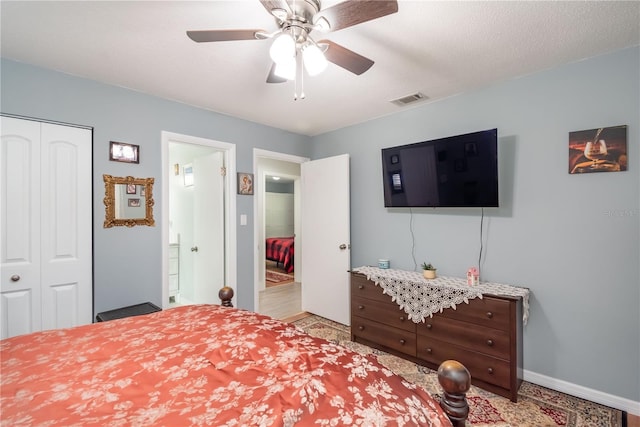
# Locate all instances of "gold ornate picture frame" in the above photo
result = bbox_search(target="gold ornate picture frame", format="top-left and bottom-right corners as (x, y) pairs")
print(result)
(103, 174), (155, 227)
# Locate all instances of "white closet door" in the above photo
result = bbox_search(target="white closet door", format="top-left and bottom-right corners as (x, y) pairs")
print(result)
(0, 117), (42, 338)
(40, 123), (93, 330)
(1, 117), (93, 338)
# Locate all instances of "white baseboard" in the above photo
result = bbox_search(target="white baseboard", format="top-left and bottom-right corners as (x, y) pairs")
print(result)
(523, 370), (640, 416)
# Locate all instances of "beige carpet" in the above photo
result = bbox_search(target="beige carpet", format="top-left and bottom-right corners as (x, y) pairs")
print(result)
(292, 315), (624, 427)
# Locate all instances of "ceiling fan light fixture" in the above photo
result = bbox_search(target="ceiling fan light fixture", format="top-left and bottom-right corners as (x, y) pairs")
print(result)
(302, 43), (328, 76)
(313, 16), (331, 32)
(269, 33), (295, 65)
(274, 58), (296, 81)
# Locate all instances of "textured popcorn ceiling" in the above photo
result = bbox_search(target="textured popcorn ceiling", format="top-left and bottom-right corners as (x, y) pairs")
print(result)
(1, 1), (638, 136)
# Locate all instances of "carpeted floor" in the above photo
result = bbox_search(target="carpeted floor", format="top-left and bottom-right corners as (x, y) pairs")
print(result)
(292, 315), (624, 427)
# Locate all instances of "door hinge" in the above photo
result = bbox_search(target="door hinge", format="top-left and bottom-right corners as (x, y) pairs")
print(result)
(220, 166), (226, 177)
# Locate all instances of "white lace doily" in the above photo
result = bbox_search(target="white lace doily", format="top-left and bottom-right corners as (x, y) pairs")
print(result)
(352, 266), (530, 325)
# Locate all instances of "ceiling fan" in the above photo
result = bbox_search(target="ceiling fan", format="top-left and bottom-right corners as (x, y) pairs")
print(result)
(187, 0), (398, 97)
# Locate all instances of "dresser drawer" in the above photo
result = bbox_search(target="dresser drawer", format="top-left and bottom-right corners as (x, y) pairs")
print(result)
(436, 296), (513, 331)
(417, 336), (511, 390)
(352, 315), (416, 357)
(417, 315), (510, 359)
(351, 273), (391, 304)
(352, 297), (415, 332)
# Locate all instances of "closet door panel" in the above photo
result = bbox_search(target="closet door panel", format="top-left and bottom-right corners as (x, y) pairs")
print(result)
(40, 123), (92, 331)
(0, 117), (42, 338)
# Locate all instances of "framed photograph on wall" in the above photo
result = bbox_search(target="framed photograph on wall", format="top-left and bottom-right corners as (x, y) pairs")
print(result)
(128, 198), (141, 207)
(126, 184), (136, 194)
(109, 141), (139, 164)
(238, 172), (253, 195)
(569, 125), (628, 174)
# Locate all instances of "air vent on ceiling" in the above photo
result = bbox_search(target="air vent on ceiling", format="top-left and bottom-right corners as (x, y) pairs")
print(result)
(390, 92), (428, 107)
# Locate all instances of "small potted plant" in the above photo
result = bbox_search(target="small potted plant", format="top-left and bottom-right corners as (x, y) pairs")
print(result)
(421, 262), (437, 279)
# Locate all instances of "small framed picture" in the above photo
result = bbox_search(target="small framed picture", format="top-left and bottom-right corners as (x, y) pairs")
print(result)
(140, 186), (146, 197)
(569, 125), (628, 174)
(109, 141), (139, 164)
(238, 172), (253, 195)
(128, 198), (141, 207)
(126, 184), (136, 194)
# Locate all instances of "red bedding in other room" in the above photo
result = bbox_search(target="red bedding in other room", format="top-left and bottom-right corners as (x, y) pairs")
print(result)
(0, 305), (453, 426)
(266, 236), (294, 273)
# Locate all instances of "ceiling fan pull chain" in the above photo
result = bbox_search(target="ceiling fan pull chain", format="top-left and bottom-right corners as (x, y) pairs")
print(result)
(293, 52), (305, 100)
(299, 56), (306, 100)
(293, 53), (299, 100)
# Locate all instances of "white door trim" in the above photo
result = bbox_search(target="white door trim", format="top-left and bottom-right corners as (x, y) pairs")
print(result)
(253, 149), (309, 312)
(161, 131), (237, 307)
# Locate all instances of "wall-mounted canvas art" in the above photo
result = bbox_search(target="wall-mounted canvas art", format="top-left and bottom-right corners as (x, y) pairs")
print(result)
(238, 173), (253, 195)
(109, 141), (139, 164)
(569, 125), (627, 174)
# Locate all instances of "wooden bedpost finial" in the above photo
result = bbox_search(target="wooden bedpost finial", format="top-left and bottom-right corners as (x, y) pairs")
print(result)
(437, 360), (471, 427)
(218, 286), (234, 307)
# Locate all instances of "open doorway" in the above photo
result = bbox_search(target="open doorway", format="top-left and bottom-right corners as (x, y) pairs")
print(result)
(264, 175), (296, 288)
(161, 132), (237, 309)
(254, 149), (308, 319)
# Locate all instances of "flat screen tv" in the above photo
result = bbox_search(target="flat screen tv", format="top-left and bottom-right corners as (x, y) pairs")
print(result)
(382, 129), (499, 208)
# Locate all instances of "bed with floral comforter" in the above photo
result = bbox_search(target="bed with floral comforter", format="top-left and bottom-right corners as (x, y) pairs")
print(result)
(1, 304), (456, 426)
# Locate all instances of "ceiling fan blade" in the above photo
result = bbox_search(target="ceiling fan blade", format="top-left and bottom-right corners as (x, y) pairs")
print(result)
(319, 40), (374, 75)
(315, 0), (398, 32)
(186, 29), (265, 43)
(266, 63), (287, 83)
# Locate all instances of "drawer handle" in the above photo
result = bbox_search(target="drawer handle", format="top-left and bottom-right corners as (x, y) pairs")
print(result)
(399, 339), (406, 345)
(358, 305), (364, 310)
(399, 316), (405, 321)
(358, 325), (364, 331)
(358, 285), (364, 289)
(487, 367), (494, 374)
(426, 323), (432, 329)
(426, 348), (433, 354)
(486, 311), (494, 319)
(486, 339), (494, 347)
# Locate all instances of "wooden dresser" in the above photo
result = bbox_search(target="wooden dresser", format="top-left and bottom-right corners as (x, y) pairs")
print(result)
(351, 272), (523, 402)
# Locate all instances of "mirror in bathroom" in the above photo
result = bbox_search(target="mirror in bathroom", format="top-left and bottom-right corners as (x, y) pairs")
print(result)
(103, 174), (155, 227)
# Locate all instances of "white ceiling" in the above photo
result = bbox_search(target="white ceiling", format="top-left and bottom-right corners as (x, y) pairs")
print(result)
(1, 1), (638, 136)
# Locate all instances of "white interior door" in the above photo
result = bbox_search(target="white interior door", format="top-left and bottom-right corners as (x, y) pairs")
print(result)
(40, 123), (93, 330)
(193, 152), (225, 303)
(1, 117), (42, 337)
(301, 154), (351, 325)
(1, 116), (92, 338)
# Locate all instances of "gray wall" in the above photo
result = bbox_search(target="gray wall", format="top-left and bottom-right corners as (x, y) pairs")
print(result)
(0, 58), (311, 313)
(310, 47), (639, 402)
(1, 46), (638, 403)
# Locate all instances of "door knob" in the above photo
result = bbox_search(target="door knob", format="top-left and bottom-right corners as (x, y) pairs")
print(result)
(191, 246), (198, 252)
(10, 275), (20, 282)
(339, 244), (347, 250)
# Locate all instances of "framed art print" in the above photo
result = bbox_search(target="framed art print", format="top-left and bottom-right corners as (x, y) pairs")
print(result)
(569, 125), (627, 174)
(238, 173), (253, 195)
(109, 141), (139, 164)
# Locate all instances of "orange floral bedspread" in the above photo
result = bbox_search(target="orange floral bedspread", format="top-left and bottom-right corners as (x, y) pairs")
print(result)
(1, 305), (452, 426)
